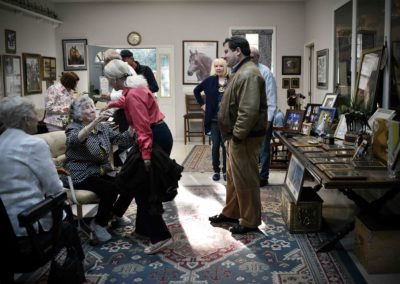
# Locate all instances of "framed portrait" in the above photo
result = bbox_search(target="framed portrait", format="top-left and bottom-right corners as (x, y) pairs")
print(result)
(41, 56), (56, 81)
(367, 108), (396, 130)
(301, 122), (312, 136)
(316, 48), (329, 89)
(282, 78), (290, 89)
(282, 56), (301, 75)
(334, 114), (348, 140)
(22, 53), (42, 95)
(354, 46), (384, 114)
(321, 93), (338, 108)
(284, 109), (305, 133)
(62, 39), (87, 71)
(5, 29), (16, 54)
(290, 77), (300, 88)
(312, 107), (336, 136)
(2, 55), (22, 97)
(304, 103), (322, 123)
(285, 154), (305, 203)
(182, 40), (218, 85)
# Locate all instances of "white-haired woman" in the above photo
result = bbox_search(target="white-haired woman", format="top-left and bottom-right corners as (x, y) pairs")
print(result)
(104, 59), (173, 254)
(193, 58), (229, 181)
(64, 94), (135, 242)
(0, 97), (85, 273)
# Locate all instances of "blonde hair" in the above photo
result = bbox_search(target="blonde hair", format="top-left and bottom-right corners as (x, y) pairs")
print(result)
(210, 58), (229, 76)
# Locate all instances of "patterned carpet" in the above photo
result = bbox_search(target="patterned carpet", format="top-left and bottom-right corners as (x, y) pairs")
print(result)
(18, 185), (366, 284)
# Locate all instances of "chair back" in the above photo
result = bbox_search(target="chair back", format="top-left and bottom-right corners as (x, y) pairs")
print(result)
(185, 94), (204, 114)
(36, 131), (67, 167)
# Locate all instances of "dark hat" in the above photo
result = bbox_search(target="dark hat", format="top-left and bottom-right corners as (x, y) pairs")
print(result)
(120, 50), (133, 58)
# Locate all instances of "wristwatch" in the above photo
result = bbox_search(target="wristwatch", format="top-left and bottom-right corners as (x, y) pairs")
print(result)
(127, 32), (141, 46)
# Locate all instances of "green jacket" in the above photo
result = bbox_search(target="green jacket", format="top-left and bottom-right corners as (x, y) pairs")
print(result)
(218, 58), (267, 141)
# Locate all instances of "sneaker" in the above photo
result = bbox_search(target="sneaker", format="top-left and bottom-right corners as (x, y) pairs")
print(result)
(223, 172), (227, 181)
(144, 238), (173, 254)
(90, 220), (112, 242)
(212, 172), (220, 181)
(113, 215), (132, 226)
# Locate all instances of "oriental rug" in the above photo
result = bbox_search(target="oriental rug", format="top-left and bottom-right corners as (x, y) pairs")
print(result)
(17, 185), (366, 284)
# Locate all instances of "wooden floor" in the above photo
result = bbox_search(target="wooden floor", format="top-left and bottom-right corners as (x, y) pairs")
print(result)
(171, 139), (400, 284)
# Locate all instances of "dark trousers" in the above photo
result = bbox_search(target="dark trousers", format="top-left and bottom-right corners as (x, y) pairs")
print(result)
(259, 123), (274, 181)
(76, 175), (134, 227)
(134, 121), (173, 244)
(210, 121), (226, 173)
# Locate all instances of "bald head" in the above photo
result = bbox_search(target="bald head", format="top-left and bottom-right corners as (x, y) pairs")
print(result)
(250, 47), (260, 64)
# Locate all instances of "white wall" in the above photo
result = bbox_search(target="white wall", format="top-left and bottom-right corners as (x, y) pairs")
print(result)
(54, 1), (305, 140)
(0, 7), (58, 110)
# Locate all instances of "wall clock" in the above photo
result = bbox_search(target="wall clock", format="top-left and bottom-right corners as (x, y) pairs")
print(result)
(127, 32), (141, 46)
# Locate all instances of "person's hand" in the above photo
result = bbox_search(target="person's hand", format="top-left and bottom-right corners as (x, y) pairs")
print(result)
(100, 93), (111, 100)
(144, 159), (151, 172)
(201, 105), (206, 111)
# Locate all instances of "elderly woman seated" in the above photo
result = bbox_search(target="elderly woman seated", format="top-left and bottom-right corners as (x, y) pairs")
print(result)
(0, 97), (84, 256)
(64, 94), (136, 242)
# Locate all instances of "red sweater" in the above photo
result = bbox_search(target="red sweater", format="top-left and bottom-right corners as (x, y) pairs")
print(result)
(108, 86), (164, 160)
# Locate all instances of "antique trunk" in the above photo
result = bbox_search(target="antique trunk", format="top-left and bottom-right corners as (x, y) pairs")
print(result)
(354, 214), (400, 274)
(281, 187), (323, 233)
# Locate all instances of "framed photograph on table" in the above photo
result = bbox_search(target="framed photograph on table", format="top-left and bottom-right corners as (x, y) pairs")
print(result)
(290, 77), (300, 88)
(2, 55), (22, 97)
(334, 114), (348, 140)
(304, 103), (322, 123)
(282, 56), (301, 75)
(316, 48), (329, 89)
(41, 56), (56, 81)
(284, 109), (305, 133)
(285, 155), (305, 204)
(5, 29), (16, 54)
(301, 122), (312, 136)
(312, 107), (336, 136)
(282, 78), (290, 89)
(182, 40), (218, 84)
(354, 46), (384, 114)
(22, 53), (42, 95)
(62, 39), (87, 71)
(367, 108), (396, 130)
(321, 93), (338, 108)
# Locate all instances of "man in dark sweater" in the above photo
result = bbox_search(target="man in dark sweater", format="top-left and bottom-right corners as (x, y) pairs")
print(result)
(120, 49), (159, 93)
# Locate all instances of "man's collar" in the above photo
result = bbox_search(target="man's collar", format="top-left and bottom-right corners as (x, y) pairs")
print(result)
(231, 57), (251, 73)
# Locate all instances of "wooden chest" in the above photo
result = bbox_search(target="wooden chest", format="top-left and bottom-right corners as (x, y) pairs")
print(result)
(281, 187), (323, 233)
(354, 214), (400, 274)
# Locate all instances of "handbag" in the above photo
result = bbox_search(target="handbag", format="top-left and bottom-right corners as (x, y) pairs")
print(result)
(48, 246), (85, 284)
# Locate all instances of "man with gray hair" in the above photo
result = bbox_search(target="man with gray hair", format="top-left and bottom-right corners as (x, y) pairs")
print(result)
(250, 47), (277, 187)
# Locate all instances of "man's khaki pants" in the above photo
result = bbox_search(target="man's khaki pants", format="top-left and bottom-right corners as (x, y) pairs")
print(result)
(222, 136), (264, 228)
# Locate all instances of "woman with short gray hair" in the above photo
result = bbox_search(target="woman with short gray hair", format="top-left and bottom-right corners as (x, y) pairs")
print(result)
(64, 94), (136, 243)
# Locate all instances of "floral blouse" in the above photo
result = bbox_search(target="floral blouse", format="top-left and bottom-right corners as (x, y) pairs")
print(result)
(44, 81), (74, 128)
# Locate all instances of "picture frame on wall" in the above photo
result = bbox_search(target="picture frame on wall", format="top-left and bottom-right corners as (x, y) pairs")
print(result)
(62, 39), (88, 71)
(282, 78), (290, 89)
(5, 29), (16, 54)
(291, 77), (300, 88)
(182, 40), (218, 84)
(316, 48), (329, 89)
(2, 55), (22, 97)
(42, 56), (56, 81)
(285, 154), (305, 204)
(22, 53), (42, 95)
(282, 56), (301, 75)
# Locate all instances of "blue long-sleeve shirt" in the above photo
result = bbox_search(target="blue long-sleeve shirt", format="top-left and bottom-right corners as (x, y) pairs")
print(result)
(193, 75), (224, 134)
(257, 63), (277, 122)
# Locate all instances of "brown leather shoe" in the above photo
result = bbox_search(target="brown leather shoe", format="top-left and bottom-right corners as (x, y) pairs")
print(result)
(209, 214), (239, 224)
(229, 224), (259, 234)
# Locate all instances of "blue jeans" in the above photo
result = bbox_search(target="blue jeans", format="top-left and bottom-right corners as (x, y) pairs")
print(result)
(210, 121), (226, 173)
(259, 123), (273, 181)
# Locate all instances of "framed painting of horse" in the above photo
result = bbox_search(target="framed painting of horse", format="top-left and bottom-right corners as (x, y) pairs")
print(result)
(183, 40), (218, 85)
(62, 39), (87, 71)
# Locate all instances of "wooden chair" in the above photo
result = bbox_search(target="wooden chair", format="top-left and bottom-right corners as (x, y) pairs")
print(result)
(0, 191), (66, 283)
(183, 94), (206, 144)
(270, 127), (290, 168)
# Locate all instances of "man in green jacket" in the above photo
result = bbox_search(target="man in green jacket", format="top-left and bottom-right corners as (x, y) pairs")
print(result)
(209, 36), (267, 234)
